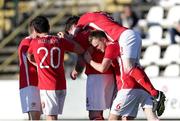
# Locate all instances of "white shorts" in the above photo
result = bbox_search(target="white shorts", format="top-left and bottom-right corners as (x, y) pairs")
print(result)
(110, 89), (153, 118)
(40, 90), (66, 115)
(20, 86), (41, 113)
(119, 29), (141, 62)
(86, 74), (116, 110)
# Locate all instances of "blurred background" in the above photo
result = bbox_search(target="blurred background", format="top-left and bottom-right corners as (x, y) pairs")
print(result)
(0, 0), (179, 120)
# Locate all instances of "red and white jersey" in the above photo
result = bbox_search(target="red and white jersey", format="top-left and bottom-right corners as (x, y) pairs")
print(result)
(18, 36), (38, 89)
(28, 35), (75, 90)
(74, 28), (90, 50)
(74, 27), (113, 75)
(104, 43), (142, 90)
(77, 12), (127, 42)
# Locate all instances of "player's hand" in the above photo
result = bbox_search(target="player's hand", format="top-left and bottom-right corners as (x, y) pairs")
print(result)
(57, 32), (64, 38)
(70, 69), (78, 80)
(84, 51), (92, 64)
(57, 32), (74, 40)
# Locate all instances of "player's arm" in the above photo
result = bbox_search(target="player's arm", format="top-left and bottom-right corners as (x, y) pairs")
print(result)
(71, 40), (84, 54)
(84, 43), (119, 72)
(84, 51), (112, 73)
(57, 31), (74, 40)
(70, 55), (85, 80)
(18, 41), (26, 65)
(90, 58), (112, 73)
(27, 40), (37, 67)
(77, 12), (94, 27)
(27, 53), (37, 67)
(62, 38), (85, 79)
(77, 12), (113, 29)
(77, 12), (106, 27)
(70, 46), (93, 80)
(63, 38), (84, 54)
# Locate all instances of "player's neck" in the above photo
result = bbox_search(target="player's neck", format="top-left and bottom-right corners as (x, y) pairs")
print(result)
(37, 33), (48, 37)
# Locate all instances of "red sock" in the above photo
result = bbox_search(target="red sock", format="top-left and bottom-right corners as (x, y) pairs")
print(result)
(129, 66), (158, 96)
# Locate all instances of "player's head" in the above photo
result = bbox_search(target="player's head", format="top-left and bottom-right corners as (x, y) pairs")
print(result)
(28, 20), (37, 38)
(88, 30), (108, 52)
(30, 15), (50, 34)
(64, 16), (80, 36)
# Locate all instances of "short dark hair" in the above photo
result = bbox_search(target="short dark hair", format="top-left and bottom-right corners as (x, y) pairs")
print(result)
(30, 16), (50, 33)
(88, 30), (107, 43)
(64, 16), (80, 33)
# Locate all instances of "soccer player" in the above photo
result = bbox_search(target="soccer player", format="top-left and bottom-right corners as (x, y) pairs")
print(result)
(59, 16), (116, 120)
(84, 30), (160, 120)
(75, 11), (166, 116)
(18, 26), (41, 120)
(27, 16), (84, 120)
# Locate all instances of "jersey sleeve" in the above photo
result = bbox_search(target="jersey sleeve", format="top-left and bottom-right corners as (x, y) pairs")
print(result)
(27, 39), (35, 54)
(77, 12), (114, 27)
(18, 39), (27, 56)
(104, 43), (120, 59)
(18, 38), (29, 65)
(74, 31), (90, 50)
(18, 37), (31, 55)
(77, 12), (95, 28)
(77, 12), (121, 42)
(61, 38), (75, 52)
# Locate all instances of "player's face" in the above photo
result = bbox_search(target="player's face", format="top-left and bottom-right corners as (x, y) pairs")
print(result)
(91, 38), (106, 52)
(68, 24), (80, 36)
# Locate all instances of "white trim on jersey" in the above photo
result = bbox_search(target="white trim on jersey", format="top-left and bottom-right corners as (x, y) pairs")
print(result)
(25, 36), (31, 39)
(117, 56), (125, 89)
(22, 52), (30, 86)
(88, 23), (115, 42)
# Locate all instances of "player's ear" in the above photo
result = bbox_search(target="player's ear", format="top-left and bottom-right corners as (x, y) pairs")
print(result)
(33, 28), (38, 34)
(102, 38), (107, 43)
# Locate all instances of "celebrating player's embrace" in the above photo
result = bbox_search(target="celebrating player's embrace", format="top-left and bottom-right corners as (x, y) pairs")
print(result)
(18, 13), (166, 120)
(19, 16), (84, 120)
